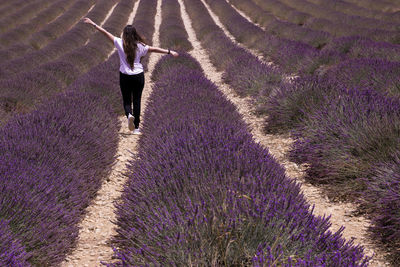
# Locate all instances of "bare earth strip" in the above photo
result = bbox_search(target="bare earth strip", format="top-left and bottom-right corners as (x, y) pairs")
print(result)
(178, 0), (388, 265)
(61, 0), (163, 266)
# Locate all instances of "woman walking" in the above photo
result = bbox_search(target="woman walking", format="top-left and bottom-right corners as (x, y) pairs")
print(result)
(83, 17), (179, 135)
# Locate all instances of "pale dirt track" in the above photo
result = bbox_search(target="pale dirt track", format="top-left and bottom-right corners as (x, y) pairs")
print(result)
(61, 0), (162, 265)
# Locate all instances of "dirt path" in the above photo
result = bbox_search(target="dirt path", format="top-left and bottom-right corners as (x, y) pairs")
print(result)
(178, 0), (388, 265)
(198, 0), (266, 64)
(61, 0), (162, 266)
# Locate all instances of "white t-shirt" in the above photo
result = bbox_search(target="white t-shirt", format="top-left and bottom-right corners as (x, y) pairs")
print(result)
(113, 36), (149, 75)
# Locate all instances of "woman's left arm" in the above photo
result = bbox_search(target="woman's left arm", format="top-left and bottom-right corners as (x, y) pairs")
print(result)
(148, 46), (179, 57)
(83, 17), (115, 43)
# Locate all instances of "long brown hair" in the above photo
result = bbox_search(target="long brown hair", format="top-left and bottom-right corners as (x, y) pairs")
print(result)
(122, 25), (146, 70)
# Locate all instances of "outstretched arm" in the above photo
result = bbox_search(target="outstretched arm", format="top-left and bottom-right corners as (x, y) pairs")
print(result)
(83, 17), (115, 43)
(148, 46), (179, 57)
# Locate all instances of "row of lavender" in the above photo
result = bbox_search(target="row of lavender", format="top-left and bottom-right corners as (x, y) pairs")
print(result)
(0, 0), (101, 68)
(226, 0), (400, 66)
(346, 0), (399, 13)
(0, 0), (156, 265)
(0, 0), (134, 125)
(0, 0), (53, 35)
(202, 0), (400, 263)
(0, 0), (78, 49)
(0, 53), (121, 266)
(249, 0), (399, 45)
(227, 0), (400, 96)
(306, 0), (398, 22)
(230, 0), (330, 49)
(0, 0), (29, 16)
(106, 3), (368, 262)
(0, 0), (91, 63)
(247, 0), (400, 63)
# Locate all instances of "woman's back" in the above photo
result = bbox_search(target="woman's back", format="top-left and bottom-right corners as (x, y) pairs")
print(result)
(114, 37), (149, 75)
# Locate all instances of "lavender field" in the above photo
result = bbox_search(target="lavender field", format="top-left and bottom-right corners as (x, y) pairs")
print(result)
(0, 0), (399, 266)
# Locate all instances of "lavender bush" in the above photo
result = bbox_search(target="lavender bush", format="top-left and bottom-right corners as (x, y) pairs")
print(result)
(0, 0), (76, 48)
(349, 39), (400, 62)
(151, 52), (203, 82)
(367, 155), (400, 264)
(252, 0), (311, 25)
(229, 0), (276, 28)
(0, 54), (121, 265)
(326, 58), (400, 97)
(0, 220), (31, 267)
(107, 53), (368, 266)
(230, 0), (330, 48)
(223, 53), (282, 97)
(183, 0), (284, 98)
(266, 19), (331, 48)
(29, 0), (96, 49)
(160, 0), (193, 52)
(0, 0), (119, 76)
(280, 0), (399, 33)
(202, 0), (321, 74)
(290, 88), (400, 199)
(0, 0), (54, 34)
(262, 75), (336, 133)
(204, 0), (266, 47)
(190, 0), (400, 263)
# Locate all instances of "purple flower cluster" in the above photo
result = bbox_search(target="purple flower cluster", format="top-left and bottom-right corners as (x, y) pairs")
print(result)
(290, 87), (400, 202)
(230, 0), (331, 49)
(245, 0), (400, 67)
(0, 220), (31, 266)
(349, 39), (400, 62)
(322, 36), (400, 62)
(151, 51), (203, 82)
(262, 75), (333, 133)
(367, 155), (400, 263)
(159, 0), (193, 52)
(326, 58), (400, 96)
(0, 54), (121, 265)
(106, 52), (368, 266)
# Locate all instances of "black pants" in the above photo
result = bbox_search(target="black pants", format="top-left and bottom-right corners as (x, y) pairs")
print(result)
(119, 71), (145, 128)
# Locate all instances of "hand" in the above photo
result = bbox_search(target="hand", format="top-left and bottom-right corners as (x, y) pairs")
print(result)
(170, 51), (179, 57)
(83, 17), (96, 26)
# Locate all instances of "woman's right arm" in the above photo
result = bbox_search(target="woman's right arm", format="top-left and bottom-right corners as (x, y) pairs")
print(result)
(83, 17), (115, 44)
(148, 46), (179, 57)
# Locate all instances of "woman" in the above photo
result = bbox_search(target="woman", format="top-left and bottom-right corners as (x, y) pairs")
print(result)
(83, 17), (179, 135)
